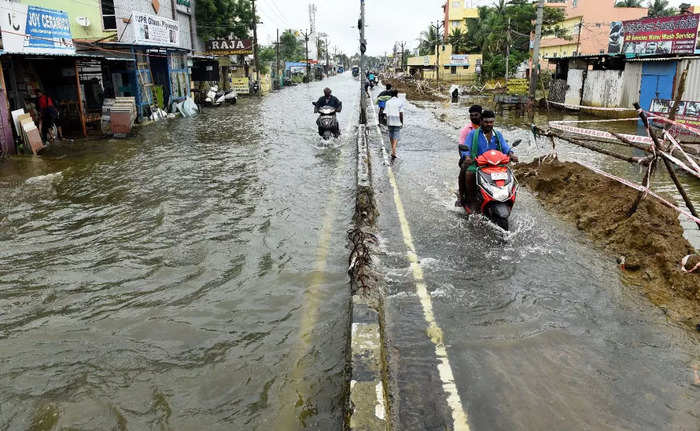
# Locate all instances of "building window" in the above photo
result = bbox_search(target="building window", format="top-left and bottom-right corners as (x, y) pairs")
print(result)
(572, 0), (578, 7)
(101, 0), (116, 30)
(451, 21), (461, 30)
(463, 66), (469, 69)
(451, 66), (456, 74)
(452, 0), (462, 8)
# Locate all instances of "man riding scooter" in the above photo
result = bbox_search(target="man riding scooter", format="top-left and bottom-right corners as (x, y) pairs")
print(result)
(458, 110), (518, 210)
(313, 87), (342, 138)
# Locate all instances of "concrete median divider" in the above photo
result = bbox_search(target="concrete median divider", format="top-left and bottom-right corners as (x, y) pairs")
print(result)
(346, 123), (391, 430)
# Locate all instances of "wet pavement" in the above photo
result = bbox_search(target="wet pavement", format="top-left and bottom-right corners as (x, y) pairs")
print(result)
(366, 92), (699, 430)
(0, 75), (360, 430)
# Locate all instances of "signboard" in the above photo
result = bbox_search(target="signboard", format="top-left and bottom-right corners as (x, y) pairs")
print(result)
(650, 98), (700, 136)
(231, 77), (250, 95)
(449, 54), (470, 66)
(126, 12), (179, 47)
(608, 13), (700, 55)
(0, 1), (74, 55)
(423, 56), (430, 66)
(207, 38), (253, 55)
(506, 78), (529, 95)
(175, 0), (191, 14)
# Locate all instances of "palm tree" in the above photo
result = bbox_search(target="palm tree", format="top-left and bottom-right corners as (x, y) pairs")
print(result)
(647, 0), (676, 16)
(417, 25), (440, 56)
(615, 0), (643, 7)
(448, 27), (468, 54)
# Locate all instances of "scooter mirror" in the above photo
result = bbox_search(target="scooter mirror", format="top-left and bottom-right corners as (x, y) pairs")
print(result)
(511, 139), (522, 147)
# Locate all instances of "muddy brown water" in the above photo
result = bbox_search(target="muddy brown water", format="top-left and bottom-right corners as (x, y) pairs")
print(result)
(0, 75), (360, 430)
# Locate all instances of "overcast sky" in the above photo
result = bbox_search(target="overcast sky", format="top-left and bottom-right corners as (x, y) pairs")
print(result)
(255, 0), (697, 57)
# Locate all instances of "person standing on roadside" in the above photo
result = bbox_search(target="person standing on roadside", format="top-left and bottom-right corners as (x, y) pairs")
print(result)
(384, 90), (404, 160)
(36, 89), (59, 143)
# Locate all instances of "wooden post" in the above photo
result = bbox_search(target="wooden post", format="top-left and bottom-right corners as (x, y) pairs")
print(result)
(549, 130), (651, 165)
(74, 60), (87, 137)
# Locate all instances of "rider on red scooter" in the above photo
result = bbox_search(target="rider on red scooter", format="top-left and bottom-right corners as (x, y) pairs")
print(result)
(457, 110), (518, 210)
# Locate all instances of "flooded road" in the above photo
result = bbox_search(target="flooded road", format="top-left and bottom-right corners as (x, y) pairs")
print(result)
(367, 94), (699, 429)
(0, 75), (360, 429)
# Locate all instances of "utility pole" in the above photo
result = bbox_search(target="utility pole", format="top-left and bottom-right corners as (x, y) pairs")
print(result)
(325, 37), (330, 76)
(302, 29), (311, 82)
(528, 0), (545, 103)
(400, 41), (406, 72)
(505, 17), (511, 85)
(575, 17), (583, 56)
(359, 0), (367, 124)
(251, 0), (260, 95)
(431, 20), (443, 87)
(275, 28), (280, 89)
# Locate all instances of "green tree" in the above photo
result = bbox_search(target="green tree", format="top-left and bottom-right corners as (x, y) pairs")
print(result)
(417, 25), (441, 56)
(196, 0), (253, 41)
(279, 29), (303, 61)
(647, 0), (677, 16)
(257, 45), (275, 75)
(615, 0), (643, 7)
(448, 28), (468, 54)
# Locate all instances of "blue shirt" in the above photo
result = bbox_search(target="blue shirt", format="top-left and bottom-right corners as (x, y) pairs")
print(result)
(462, 128), (511, 158)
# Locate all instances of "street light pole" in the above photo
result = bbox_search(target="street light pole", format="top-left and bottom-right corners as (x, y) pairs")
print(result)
(251, 0), (260, 95)
(431, 20), (443, 88)
(360, 0), (367, 124)
(302, 29), (311, 82)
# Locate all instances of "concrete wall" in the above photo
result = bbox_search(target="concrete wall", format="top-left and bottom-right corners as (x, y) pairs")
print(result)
(620, 62), (643, 108)
(21, 0), (116, 41)
(582, 69), (624, 108)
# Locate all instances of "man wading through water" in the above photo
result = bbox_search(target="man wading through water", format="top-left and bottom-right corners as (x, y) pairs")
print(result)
(456, 105), (482, 206)
(383, 90), (404, 160)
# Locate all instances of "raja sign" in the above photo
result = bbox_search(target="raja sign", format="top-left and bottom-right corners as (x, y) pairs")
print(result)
(609, 13), (700, 55)
(127, 12), (179, 47)
(207, 38), (253, 55)
(0, 1), (74, 55)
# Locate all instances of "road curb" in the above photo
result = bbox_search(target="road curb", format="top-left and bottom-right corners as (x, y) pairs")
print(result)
(346, 123), (391, 430)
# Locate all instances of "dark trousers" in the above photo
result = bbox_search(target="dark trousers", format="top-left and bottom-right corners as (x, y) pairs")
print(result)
(458, 161), (476, 205)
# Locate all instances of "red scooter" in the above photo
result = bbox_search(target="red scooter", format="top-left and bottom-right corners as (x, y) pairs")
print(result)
(458, 140), (520, 230)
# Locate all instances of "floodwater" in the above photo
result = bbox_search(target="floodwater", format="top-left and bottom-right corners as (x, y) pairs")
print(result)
(368, 95), (699, 429)
(0, 75), (360, 429)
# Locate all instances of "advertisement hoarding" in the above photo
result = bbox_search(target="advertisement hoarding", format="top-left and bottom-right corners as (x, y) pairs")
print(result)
(0, 1), (74, 55)
(608, 13), (700, 56)
(231, 77), (250, 95)
(206, 39), (253, 55)
(650, 98), (700, 137)
(126, 12), (180, 47)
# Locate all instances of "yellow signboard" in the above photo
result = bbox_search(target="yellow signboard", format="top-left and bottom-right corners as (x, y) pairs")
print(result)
(507, 78), (529, 95)
(231, 77), (249, 95)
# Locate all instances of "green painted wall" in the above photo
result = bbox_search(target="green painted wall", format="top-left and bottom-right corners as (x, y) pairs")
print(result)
(20, 0), (116, 41)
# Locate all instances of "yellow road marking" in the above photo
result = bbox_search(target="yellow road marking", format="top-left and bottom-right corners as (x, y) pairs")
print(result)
(369, 99), (471, 430)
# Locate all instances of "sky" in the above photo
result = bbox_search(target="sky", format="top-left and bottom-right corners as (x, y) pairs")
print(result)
(254, 0), (698, 57)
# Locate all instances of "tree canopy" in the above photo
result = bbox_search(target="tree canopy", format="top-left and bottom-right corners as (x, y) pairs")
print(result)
(196, 0), (253, 41)
(615, 0), (643, 7)
(647, 0), (677, 17)
(458, 0), (567, 78)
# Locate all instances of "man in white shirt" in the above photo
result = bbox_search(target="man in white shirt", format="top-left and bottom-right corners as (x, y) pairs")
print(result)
(384, 90), (404, 159)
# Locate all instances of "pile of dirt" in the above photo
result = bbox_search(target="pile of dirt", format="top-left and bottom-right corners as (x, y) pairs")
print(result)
(515, 158), (699, 326)
(381, 77), (448, 102)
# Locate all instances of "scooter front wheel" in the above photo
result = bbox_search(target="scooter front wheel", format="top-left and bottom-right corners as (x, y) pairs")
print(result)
(490, 215), (509, 231)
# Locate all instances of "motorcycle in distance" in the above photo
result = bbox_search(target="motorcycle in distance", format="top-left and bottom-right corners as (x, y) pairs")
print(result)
(312, 102), (340, 140)
(459, 139), (521, 231)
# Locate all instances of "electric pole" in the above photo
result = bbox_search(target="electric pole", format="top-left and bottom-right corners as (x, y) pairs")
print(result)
(359, 0), (367, 123)
(325, 37), (330, 77)
(575, 18), (583, 56)
(400, 41), (406, 72)
(505, 17), (511, 85)
(251, 0), (260, 95)
(275, 28), (280, 89)
(302, 29), (311, 82)
(431, 20), (443, 88)
(528, 0), (545, 103)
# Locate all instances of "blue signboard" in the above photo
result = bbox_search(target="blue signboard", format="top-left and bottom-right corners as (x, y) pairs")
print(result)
(0, 2), (75, 54)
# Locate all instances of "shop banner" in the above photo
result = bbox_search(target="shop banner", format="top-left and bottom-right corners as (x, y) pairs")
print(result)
(231, 77), (250, 95)
(127, 12), (179, 47)
(650, 98), (700, 136)
(608, 13), (700, 55)
(448, 54), (470, 66)
(0, 1), (75, 55)
(506, 78), (529, 95)
(207, 38), (252, 55)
